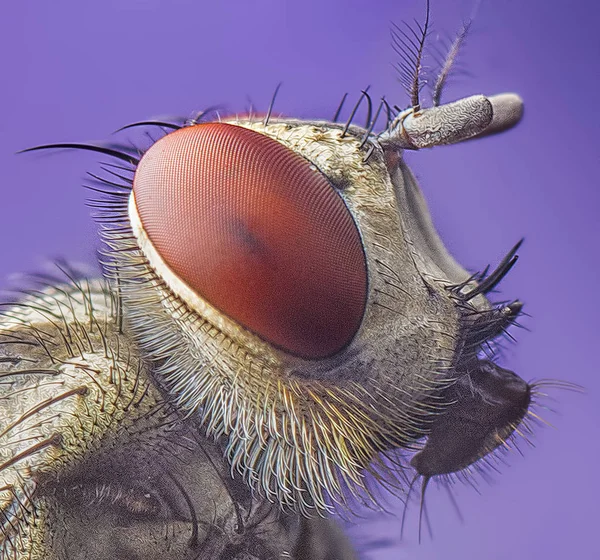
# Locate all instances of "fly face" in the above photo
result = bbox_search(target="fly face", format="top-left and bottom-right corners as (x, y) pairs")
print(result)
(119, 117), (462, 514)
(88, 94), (534, 515)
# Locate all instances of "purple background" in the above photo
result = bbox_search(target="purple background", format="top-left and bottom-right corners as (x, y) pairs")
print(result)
(1, 1), (598, 558)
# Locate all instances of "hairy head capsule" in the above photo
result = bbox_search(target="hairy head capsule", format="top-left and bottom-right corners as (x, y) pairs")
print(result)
(98, 107), (535, 515)
(380, 93), (524, 150)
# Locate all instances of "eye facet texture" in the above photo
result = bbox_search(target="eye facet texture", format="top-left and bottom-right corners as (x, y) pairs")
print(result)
(132, 123), (367, 359)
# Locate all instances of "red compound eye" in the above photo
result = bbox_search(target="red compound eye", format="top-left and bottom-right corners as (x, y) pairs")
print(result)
(132, 123), (367, 359)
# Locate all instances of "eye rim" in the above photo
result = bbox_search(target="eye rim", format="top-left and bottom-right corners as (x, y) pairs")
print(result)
(129, 121), (369, 361)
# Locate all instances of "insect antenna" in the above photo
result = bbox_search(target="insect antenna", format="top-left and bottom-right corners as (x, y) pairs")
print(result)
(332, 92), (348, 122)
(390, 0), (431, 109)
(431, 0), (483, 105)
(263, 82), (283, 126)
(432, 19), (472, 106)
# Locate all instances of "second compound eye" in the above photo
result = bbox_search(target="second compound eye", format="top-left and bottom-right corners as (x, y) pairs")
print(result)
(131, 123), (367, 359)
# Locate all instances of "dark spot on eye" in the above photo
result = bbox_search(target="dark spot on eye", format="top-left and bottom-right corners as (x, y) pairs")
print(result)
(229, 217), (269, 258)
